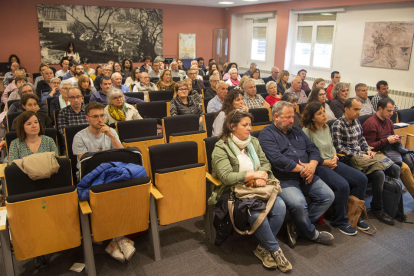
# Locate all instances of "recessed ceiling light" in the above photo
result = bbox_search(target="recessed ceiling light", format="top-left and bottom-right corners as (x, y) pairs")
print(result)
(321, 13), (334, 15)
(219, 1), (234, 4)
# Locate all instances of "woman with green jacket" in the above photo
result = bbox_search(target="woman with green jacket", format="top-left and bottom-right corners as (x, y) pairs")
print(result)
(209, 109), (292, 273)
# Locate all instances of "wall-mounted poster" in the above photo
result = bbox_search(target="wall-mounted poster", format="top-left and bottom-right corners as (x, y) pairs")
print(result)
(361, 21), (414, 70)
(179, 33), (196, 59)
(36, 4), (163, 64)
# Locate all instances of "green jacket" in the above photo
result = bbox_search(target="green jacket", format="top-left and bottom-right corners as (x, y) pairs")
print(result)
(208, 136), (274, 205)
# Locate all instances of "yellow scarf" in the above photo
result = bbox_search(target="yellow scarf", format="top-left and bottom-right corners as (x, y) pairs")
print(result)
(108, 104), (126, 121)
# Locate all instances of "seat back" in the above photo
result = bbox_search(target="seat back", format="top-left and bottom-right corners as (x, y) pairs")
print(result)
(298, 103), (307, 114)
(116, 119), (158, 142)
(163, 114), (201, 143)
(358, 114), (372, 126)
(137, 101), (167, 120)
(256, 84), (266, 94)
(84, 95), (91, 104)
(327, 119), (336, 128)
(150, 77), (159, 83)
(149, 141), (206, 225)
(396, 109), (414, 123)
(148, 90), (174, 102)
(124, 92), (144, 101)
(204, 112), (216, 137)
(7, 99), (20, 109)
(172, 77), (181, 82)
(6, 111), (22, 132)
(46, 97), (55, 118)
(251, 130), (261, 138)
(390, 112), (398, 123)
(203, 97), (213, 113)
(64, 124), (89, 181)
(203, 136), (218, 173)
(249, 108), (271, 131)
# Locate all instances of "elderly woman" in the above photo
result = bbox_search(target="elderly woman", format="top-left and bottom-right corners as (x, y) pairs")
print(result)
(329, 82), (349, 118)
(251, 68), (265, 85)
(222, 62), (239, 81)
(156, 69), (176, 90)
(78, 75), (94, 96)
(90, 64), (103, 81)
(302, 102), (369, 235)
(212, 89), (248, 137)
(210, 109), (292, 272)
(124, 67), (140, 91)
(40, 77), (61, 105)
(276, 70), (291, 95)
(11, 94), (53, 131)
(280, 93), (301, 126)
(225, 68), (241, 87)
(50, 80), (72, 118)
(104, 88), (142, 124)
(265, 81), (282, 107)
(307, 87), (336, 120)
(170, 81), (203, 121)
(9, 111), (58, 163)
(7, 75), (28, 102)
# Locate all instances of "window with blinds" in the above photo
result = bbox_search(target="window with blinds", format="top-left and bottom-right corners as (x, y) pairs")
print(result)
(251, 26), (267, 61)
(293, 13), (336, 68)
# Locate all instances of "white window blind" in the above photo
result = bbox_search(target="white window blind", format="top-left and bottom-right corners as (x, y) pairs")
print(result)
(251, 26), (266, 61)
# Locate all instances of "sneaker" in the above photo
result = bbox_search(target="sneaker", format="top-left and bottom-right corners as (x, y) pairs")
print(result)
(253, 244), (277, 269)
(357, 219), (370, 231)
(271, 248), (293, 273)
(105, 239), (125, 263)
(314, 231), (334, 245)
(116, 236), (136, 261)
(372, 210), (395, 225)
(336, 224), (357, 236)
(286, 222), (299, 248)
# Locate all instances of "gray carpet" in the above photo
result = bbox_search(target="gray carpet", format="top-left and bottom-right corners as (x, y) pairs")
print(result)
(1, 192), (414, 276)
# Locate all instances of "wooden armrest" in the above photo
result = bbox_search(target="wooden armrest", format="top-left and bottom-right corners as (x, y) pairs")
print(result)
(150, 184), (163, 199)
(0, 207), (6, 231)
(79, 201), (92, 215)
(407, 134), (414, 137)
(0, 163), (7, 178)
(59, 155), (66, 158)
(206, 172), (222, 186)
(337, 153), (345, 157)
(370, 147), (374, 150)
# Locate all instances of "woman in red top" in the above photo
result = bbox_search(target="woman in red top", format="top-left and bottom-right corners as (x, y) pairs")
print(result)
(265, 81), (281, 107)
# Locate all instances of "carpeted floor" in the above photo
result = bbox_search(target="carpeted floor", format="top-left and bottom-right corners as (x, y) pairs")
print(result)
(1, 191), (414, 276)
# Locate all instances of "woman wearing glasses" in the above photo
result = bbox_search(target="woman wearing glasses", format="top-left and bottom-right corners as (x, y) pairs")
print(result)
(170, 81), (203, 121)
(209, 109), (292, 272)
(104, 88), (142, 125)
(307, 87), (336, 120)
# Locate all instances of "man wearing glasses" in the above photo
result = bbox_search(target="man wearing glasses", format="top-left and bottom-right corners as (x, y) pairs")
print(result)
(187, 68), (205, 91)
(263, 67), (280, 84)
(204, 75), (220, 98)
(132, 72), (157, 101)
(57, 87), (88, 140)
(91, 76), (144, 105)
(94, 64), (113, 90)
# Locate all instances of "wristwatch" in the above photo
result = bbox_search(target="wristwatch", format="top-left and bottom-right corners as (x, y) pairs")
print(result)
(299, 165), (305, 173)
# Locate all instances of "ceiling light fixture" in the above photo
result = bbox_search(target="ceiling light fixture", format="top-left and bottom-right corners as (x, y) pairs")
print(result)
(218, 1), (234, 4)
(321, 13), (334, 16)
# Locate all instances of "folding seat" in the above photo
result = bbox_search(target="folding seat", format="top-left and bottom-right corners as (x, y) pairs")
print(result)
(162, 114), (207, 163)
(150, 77), (159, 83)
(136, 101), (167, 120)
(256, 84), (266, 94)
(1, 157), (96, 276)
(83, 94), (91, 104)
(148, 141), (206, 259)
(204, 112), (216, 137)
(203, 97), (213, 113)
(64, 124), (90, 182)
(46, 96), (54, 118)
(358, 114), (372, 126)
(116, 119), (164, 174)
(249, 108), (272, 131)
(124, 92), (144, 101)
(148, 90), (174, 102)
(6, 111), (22, 132)
(251, 130), (262, 138)
(7, 99), (19, 110)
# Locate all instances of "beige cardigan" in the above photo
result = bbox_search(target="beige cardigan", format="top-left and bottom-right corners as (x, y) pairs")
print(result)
(104, 102), (143, 125)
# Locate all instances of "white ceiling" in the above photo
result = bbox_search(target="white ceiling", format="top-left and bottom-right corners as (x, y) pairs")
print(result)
(106, 0), (290, 8)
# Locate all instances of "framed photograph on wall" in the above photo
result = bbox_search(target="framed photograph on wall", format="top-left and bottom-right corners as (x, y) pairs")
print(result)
(179, 33), (196, 59)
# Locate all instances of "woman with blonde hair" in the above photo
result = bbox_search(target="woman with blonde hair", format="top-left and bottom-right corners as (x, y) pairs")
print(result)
(156, 69), (176, 90)
(276, 70), (290, 95)
(78, 75), (93, 96)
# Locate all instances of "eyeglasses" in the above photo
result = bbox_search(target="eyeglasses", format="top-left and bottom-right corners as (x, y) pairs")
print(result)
(187, 73), (196, 75)
(51, 82), (60, 85)
(22, 89), (33, 93)
(319, 93), (327, 96)
(87, 114), (105, 119)
(69, 95), (83, 100)
(178, 88), (188, 91)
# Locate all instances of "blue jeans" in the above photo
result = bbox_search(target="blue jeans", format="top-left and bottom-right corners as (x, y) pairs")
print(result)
(316, 162), (368, 227)
(279, 179), (334, 240)
(247, 196), (286, 252)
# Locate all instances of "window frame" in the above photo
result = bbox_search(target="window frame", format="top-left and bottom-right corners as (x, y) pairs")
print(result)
(250, 21), (269, 62)
(292, 19), (337, 70)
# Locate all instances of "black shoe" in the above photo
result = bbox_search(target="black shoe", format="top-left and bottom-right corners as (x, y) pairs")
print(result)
(372, 210), (395, 226)
(287, 222), (299, 248)
(34, 256), (48, 269)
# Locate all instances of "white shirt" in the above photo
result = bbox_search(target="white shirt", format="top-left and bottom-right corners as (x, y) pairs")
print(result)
(238, 149), (254, 172)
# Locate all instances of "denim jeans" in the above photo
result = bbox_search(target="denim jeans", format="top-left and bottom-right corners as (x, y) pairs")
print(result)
(368, 164), (400, 211)
(316, 162), (368, 227)
(278, 179), (334, 240)
(247, 196), (286, 253)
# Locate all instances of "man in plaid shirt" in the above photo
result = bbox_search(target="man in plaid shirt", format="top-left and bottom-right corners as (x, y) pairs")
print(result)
(57, 87), (88, 140)
(371, 80), (398, 111)
(332, 98), (400, 226)
(243, 79), (270, 109)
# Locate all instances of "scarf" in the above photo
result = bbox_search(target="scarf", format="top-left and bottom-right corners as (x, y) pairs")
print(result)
(59, 94), (70, 109)
(228, 134), (260, 171)
(230, 78), (239, 86)
(108, 104), (126, 121)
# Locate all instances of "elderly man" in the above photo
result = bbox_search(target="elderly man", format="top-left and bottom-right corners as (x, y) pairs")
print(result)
(332, 98), (400, 225)
(363, 98), (414, 203)
(204, 75), (220, 98)
(56, 57), (70, 78)
(355, 83), (375, 116)
(244, 63), (257, 76)
(371, 80), (398, 111)
(284, 76), (308, 104)
(140, 56), (152, 73)
(187, 68), (205, 90)
(298, 69), (310, 91)
(112, 72), (130, 92)
(3, 61), (19, 88)
(91, 76), (144, 106)
(36, 68), (55, 97)
(148, 60), (161, 78)
(207, 81), (228, 113)
(132, 72), (158, 101)
(326, 71), (341, 100)
(170, 61), (185, 80)
(40, 77), (61, 105)
(243, 79), (270, 109)
(263, 67), (280, 84)
(94, 64), (112, 90)
(50, 80), (72, 118)
(329, 82), (349, 118)
(259, 101), (335, 247)
(62, 60), (78, 80)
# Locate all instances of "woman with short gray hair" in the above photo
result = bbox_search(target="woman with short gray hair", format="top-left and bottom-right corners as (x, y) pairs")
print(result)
(329, 82), (349, 118)
(104, 87), (142, 124)
(265, 81), (281, 107)
(225, 68), (241, 87)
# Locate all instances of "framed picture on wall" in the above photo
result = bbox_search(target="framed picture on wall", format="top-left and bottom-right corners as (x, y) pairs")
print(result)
(179, 33), (196, 59)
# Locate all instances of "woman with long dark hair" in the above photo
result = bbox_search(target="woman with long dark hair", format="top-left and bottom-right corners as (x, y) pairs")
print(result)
(64, 42), (80, 63)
